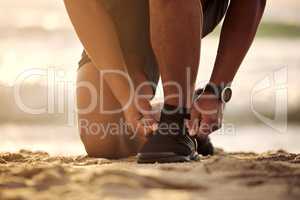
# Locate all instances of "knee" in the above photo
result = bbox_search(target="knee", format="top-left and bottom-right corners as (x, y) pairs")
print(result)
(79, 127), (121, 159)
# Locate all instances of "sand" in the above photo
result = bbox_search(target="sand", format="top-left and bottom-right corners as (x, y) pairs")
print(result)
(0, 149), (299, 200)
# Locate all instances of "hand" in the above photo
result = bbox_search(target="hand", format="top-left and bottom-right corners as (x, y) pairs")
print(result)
(123, 97), (158, 139)
(187, 92), (224, 138)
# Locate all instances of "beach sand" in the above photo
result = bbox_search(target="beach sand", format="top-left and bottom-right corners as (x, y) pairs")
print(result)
(0, 149), (299, 200)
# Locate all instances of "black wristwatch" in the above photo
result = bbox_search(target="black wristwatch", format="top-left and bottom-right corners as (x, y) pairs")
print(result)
(195, 84), (232, 103)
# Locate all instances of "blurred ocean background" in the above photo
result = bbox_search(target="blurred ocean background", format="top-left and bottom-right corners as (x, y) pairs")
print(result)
(0, 0), (299, 155)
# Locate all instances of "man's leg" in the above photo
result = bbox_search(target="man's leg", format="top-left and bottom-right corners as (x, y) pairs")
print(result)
(77, 62), (128, 158)
(77, 60), (156, 159)
(76, 0), (161, 158)
(137, 0), (203, 163)
(150, 0), (203, 109)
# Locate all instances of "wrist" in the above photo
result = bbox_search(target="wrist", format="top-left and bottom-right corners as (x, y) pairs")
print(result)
(195, 83), (232, 103)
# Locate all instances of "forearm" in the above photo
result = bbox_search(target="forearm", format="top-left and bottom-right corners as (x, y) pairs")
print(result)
(210, 0), (266, 85)
(64, 0), (133, 107)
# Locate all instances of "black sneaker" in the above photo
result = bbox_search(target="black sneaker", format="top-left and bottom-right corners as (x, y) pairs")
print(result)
(196, 137), (214, 156)
(137, 104), (199, 164)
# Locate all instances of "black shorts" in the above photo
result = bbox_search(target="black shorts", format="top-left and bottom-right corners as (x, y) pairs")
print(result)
(79, 0), (229, 94)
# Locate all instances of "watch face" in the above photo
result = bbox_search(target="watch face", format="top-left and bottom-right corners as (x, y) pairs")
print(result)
(221, 87), (232, 103)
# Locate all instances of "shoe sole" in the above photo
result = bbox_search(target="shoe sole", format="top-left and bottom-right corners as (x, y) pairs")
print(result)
(137, 152), (199, 164)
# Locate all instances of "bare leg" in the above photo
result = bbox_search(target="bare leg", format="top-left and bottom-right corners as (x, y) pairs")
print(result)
(77, 59), (158, 158)
(137, 0), (204, 163)
(76, 5), (158, 157)
(150, 0), (203, 109)
(77, 62), (132, 158)
(64, 0), (160, 137)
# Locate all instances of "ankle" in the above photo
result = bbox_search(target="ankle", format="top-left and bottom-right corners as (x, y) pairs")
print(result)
(160, 104), (190, 123)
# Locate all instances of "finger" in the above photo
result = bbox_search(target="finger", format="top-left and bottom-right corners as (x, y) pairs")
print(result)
(141, 115), (159, 132)
(137, 115), (159, 135)
(188, 110), (201, 136)
(197, 115), (221, 136)
(125, 118), (151, 139)
(134, 121), (152, 137)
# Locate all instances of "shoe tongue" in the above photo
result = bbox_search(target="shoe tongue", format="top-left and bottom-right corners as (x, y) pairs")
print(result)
(159, 104), (190, 135)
